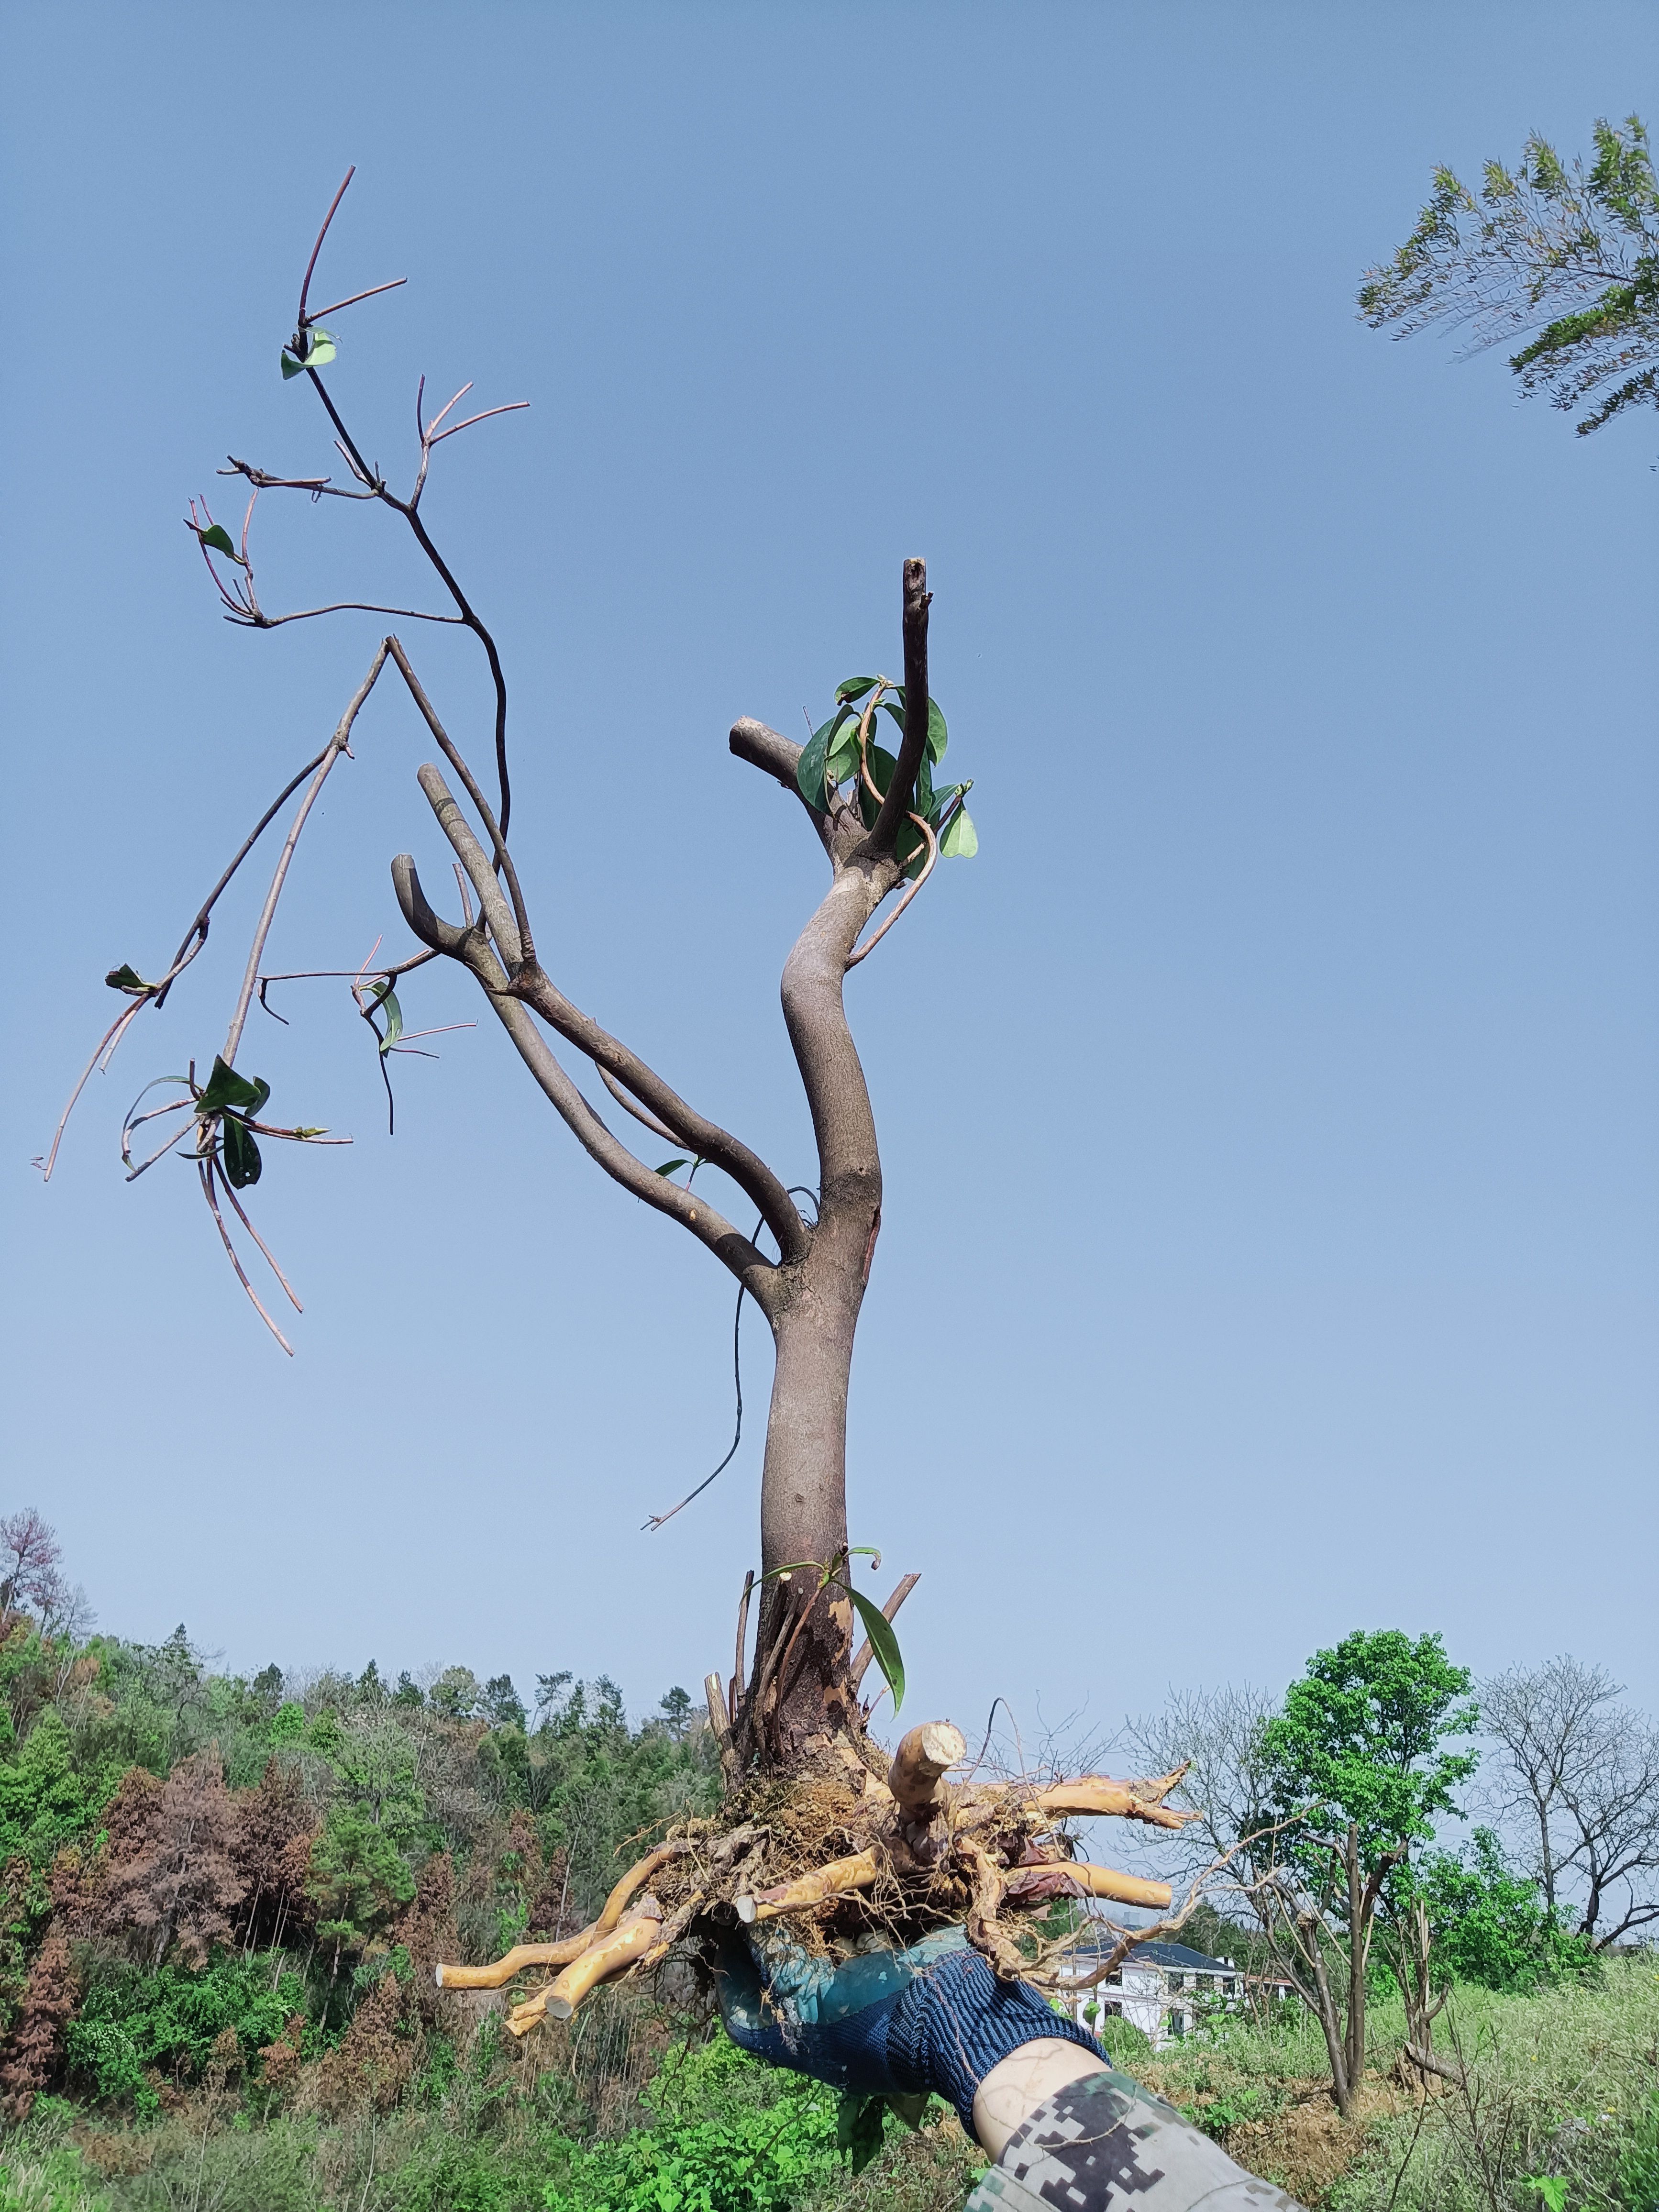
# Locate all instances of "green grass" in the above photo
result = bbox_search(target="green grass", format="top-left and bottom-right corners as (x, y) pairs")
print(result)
(1329, 1960), (1659, 2212)
(11, 1964), (1654, 2212)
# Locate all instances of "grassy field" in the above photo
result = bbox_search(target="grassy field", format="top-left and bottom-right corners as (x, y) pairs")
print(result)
(2, 1962), (1654, 2212)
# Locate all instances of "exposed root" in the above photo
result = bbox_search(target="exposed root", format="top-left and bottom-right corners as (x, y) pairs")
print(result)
(1027, 1766), (1199, 1830)
(738, 1848), (881, 1923)
(505, 1902), (664, 2036)
(438, 1715), (1213, 2032)
(958, 1835), (1029, 1982)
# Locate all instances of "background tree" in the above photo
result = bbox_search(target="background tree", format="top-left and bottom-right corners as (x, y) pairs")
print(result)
(1480, 1656), (1659, 1949)
(99, 1748), (246, 1969)
(305, 1806), (416, 1983)
(1412, 1827), (1592, 1994)
(230, 1757), (319, 1957)
(1359, 114), (1659, 436)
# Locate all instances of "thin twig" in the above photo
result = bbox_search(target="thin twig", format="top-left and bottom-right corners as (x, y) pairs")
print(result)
(198, 1161), (294, 1355)
(35, 999), (147, 1181)
(222, 643), (391, 1066)
(305, 276), (407, 321)
(214, 1165), (304, 1314)
(844, 812), (938, 970)
(297, 167), (357, 329)
(230, 600), (463, 632)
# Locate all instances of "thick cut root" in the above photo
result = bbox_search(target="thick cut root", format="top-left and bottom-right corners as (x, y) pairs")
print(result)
(506, 1904), (664, 2036)
(738, 1847), (881, 1924)
(436, 1936), (594, 1989)
(1029, 1767), (1196, 1830)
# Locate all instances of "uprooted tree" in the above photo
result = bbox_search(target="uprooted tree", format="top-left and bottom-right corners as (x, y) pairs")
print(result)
(47, 172), (1220, 2029)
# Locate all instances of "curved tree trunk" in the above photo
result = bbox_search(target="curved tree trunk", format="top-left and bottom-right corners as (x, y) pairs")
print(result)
(724, 564), (932, 1777)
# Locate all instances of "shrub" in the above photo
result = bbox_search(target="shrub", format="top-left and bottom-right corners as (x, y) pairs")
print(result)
(65, 1955), (307, 2107)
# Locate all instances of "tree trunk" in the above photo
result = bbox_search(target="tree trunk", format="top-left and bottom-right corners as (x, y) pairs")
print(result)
(741, 1201), (875, 1769)
(1343, 1825), (1367, 2093)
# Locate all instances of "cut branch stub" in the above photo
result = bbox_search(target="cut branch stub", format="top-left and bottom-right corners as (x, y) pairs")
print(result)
(888, 1721), (965, 1820)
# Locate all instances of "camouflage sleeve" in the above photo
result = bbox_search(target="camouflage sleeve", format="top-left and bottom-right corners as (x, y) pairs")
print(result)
(964, 2066), (1307, 2212)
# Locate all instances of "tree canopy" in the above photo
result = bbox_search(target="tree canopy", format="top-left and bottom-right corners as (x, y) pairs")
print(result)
(1360, 114), (1659, 435)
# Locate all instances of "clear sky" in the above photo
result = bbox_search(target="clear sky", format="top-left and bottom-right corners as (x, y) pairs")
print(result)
(3, 3), (1654, 1751)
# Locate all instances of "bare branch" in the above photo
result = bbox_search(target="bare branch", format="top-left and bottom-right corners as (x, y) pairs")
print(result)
(389, 861), (777, 1298)
(222, 643), (392, 1066)
(597, 1067), (685, 1148)
(296, 167), (357, 329)
(385, 639), (535, 964)
(303, 276), (407, 322)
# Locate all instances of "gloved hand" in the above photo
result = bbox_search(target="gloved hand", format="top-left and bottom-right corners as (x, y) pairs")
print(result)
(710, 1921), (1104, 2140)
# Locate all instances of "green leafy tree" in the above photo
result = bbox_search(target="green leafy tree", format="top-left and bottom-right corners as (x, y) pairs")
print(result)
(1360, 114), (1659, 437)
(0, 1711), (99, 1870)
(304, 1809), (415, 1983)
(1256, 1630), (1478, 2111)
(1414, 1827), (1592, 1993)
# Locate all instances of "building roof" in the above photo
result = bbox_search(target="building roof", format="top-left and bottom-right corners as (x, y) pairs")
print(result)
(1060, 1938), (1235, 1975)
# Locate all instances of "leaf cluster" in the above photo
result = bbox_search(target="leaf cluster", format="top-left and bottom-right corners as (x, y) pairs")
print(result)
(1359, 114), (1659, 432)
(796, 677), (977, 873)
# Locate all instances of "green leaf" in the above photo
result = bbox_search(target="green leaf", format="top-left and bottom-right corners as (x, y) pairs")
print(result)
(926, 697), (948, 764)
(895, 819), (925, 872)
(837, 2091), (886, 2173)
(282, 327), (337, 378)
(912, 747), (935, 820)
(796, 715), (837, 808)
(885, 689), (949, 763)
(195, 1056), (271, 1119)
(198, 523), (237, 558)
(220, 1116), (262, 1189)
(843, 1585), (905, 1714)
(377, 991), (403, 1053)
(879, 699), (906, 737)
(836, 676), (879, 703)
(827, 720), (863, 786)
(655, 1158), (690, 1177)
(858, 744), (897, 830)
(105, 964), (153, 995)
(939, 804), (978, 858)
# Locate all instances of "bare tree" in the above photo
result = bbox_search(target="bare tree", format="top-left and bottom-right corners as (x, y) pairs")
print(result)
(1125, 1684), (1279, 1887)
(47, 180), (1217, 2028)
(1481, 1657), (1659, 1948)
(44, 173), (980, 1778)
(0, 1510), (68, 1640)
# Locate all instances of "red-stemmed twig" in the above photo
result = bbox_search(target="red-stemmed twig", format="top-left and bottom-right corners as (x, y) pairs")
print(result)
(198, 1157), (294, 1356)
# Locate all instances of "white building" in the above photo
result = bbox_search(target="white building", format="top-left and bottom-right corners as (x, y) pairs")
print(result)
(1057, 1938), (1282, 2050)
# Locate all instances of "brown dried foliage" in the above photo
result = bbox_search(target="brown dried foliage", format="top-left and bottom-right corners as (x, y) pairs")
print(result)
(0, 1924), (76, 2122)
(231, 1756), (319, 1952)
(97, 1748), (245, 1967)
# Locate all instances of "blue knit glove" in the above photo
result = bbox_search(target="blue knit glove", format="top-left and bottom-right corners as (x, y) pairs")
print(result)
(711, 1924), (1104, 2139)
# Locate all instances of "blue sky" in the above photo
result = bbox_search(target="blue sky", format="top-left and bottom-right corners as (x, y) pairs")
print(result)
(3, 3), (1654, 1749)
